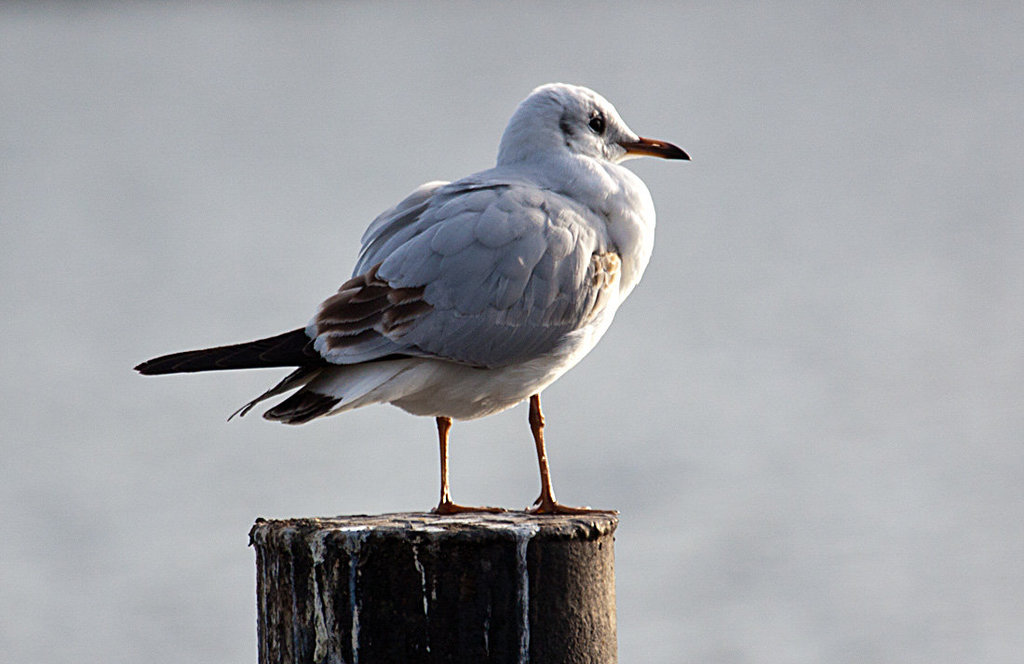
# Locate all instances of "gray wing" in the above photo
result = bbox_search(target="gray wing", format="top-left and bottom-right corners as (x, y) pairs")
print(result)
(354, 180), (449, 274)
(308, 183), (621, 368)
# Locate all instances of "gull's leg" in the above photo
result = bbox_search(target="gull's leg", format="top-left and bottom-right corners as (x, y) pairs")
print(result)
(432, 416), (506, 515)
(528, 395), (558, 511)
(435, 416), (455, 509)
(526, 394), (617, 515)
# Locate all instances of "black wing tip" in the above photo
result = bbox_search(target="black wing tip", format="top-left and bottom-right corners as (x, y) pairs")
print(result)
(132, 328), (321, 376)
(133, 352), (203, 375)
(134, 358), (164, 374)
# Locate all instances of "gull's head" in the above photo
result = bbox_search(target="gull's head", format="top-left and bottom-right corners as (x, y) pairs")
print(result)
(497, 83), (689, 167)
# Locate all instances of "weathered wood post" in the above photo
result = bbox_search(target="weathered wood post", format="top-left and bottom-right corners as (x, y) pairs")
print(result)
(250, 512), (618, 663)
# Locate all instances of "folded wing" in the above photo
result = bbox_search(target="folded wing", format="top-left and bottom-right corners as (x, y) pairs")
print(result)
(308, 183), (622, 368)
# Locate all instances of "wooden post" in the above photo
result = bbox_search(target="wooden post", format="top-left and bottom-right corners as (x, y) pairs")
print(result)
(250, 512), (618, 663)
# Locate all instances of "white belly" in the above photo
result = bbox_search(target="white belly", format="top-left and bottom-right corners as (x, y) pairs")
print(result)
(396, 305), (616, 419)
(314, 304), (618, 421)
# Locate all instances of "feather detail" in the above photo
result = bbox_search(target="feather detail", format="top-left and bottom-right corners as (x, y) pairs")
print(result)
(134, 328), (321, 375)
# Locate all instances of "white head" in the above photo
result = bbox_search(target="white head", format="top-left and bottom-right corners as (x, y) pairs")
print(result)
(496, 83), (688, 167)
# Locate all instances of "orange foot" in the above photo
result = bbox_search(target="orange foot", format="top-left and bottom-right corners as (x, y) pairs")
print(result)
(433, 500), (507, 515)
(526, 496), (618, 515)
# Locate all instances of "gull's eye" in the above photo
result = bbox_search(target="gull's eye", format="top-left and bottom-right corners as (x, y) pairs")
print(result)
(588, 112), (606, 135)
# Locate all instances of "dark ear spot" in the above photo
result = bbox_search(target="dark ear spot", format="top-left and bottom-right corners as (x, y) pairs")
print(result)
(558, 113), (574, 137)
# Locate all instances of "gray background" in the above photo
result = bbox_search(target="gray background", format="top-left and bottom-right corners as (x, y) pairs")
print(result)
(2, 2), (1022, 663)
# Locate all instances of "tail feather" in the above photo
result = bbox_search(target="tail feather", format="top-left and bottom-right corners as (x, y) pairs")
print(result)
(134, 328), (323, 375)
(228, 366), (323, 421)
(262, 360), (413, 424)
(263, 390), (342, 425)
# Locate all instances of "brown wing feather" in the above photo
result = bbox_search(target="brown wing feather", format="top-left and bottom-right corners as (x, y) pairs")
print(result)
(313, 263), (433, 352)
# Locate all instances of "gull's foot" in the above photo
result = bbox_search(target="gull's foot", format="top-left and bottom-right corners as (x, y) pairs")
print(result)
(433, 500), (507, 515)
(525, 497), (618, 515)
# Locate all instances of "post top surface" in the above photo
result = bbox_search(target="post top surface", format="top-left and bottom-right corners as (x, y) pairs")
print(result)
(250, 511), (618, 547)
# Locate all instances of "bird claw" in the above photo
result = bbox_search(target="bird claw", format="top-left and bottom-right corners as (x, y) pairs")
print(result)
(432, 500), (507, 515)
(525, 498), (618, 515)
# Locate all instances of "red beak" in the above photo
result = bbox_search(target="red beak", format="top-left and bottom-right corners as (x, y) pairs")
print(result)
(618, 136), (690, 160)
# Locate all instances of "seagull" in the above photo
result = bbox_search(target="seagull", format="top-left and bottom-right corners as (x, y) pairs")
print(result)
(135, 83), (688, 514)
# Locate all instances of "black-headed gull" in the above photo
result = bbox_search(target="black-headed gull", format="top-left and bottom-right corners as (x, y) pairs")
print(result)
(136, 83), (688, 514)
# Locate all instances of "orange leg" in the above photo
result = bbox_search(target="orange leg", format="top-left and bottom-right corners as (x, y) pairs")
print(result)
(432, 416), (505, 515)
(526, 394), (617, 515)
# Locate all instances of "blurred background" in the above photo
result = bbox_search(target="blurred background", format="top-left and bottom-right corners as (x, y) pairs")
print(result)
(2, 2), (1021, 662)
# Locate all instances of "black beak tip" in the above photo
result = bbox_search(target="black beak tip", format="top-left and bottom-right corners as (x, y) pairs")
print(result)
(622, 137), (691, 161)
